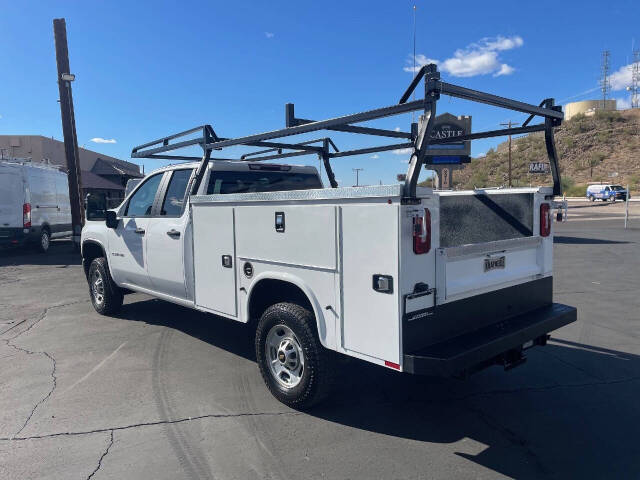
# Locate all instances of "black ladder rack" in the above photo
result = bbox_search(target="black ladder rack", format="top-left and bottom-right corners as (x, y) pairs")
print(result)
(131, 64), (564, 198)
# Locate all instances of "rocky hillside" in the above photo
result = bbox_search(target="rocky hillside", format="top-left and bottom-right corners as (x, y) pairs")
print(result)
(446, 109), (640, 195)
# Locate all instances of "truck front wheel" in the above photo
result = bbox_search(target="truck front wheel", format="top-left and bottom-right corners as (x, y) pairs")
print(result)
(88, 257), (123, 315)
(255, 302), (333, 408)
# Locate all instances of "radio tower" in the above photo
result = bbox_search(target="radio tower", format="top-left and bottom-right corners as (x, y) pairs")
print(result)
(629, 50), (640, 109)
(600, 50), (611, 109)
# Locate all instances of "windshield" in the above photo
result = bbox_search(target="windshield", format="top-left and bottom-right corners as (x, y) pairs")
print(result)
(611, 185), (624, 191)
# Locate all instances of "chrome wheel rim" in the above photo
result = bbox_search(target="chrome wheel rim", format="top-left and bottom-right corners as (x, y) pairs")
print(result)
(41, 232), (49, 250)
(91, 269), (105, 306)
(265, 324), (305, 389)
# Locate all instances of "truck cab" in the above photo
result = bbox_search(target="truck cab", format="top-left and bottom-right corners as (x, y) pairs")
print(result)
(82, 161), (322, 303)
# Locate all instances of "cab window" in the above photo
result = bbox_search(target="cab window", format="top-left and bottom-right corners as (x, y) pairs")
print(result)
(125, 173), (163, 216)
(160, 169), (194, 216)
(207, 170), (322, 194)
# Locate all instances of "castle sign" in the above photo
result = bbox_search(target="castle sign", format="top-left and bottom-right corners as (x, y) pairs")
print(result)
(425, 112), (471, 159)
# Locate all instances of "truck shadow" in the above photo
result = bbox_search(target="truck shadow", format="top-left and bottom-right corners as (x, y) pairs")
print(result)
(117, 296), (640, 479)
(554, 235), (631, 244)
(0, 241), (81, 267)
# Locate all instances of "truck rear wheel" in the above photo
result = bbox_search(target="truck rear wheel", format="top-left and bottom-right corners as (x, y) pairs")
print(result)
(255, 302), (333, 408)
(88, 257), (123, 315)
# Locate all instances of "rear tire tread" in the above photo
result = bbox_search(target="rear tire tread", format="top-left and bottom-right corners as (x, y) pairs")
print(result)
(255, 302), (333, 409)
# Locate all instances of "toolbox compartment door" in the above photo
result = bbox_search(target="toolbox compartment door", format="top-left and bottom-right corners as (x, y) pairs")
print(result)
(340, 205), (400, 363)
(193, 205), (238, 317)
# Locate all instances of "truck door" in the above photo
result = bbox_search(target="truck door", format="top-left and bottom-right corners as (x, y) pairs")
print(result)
(107, 173), (163, 289)
(146, 168), (194, 300)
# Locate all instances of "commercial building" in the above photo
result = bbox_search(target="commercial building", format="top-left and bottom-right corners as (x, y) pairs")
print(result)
(564, 99), (617, 121)
(0, 135), (142, 204)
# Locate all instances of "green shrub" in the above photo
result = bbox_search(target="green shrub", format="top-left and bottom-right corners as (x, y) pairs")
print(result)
(563, 183), (588, 197)
(595, 110), (623, 123)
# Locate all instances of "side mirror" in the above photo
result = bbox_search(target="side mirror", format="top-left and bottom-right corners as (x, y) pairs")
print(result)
(105, 210), (119, 229)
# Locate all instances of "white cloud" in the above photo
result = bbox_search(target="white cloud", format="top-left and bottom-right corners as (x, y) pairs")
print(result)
(494, 63), (515, 77)
(404, 35), (523, 78)
(370, 154), (379, 159)
(91, 137), (117, 144)
(265, 32), (274, 39)
(610, 64), (632, 91)
(394, 126), (401, 132)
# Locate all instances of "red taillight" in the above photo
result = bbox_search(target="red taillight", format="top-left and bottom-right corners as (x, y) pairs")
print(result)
(23, 203), (31, 229)
(413, 208), (431, 254)
(540, 203), (551, 237)
(384, 360), (400, 370)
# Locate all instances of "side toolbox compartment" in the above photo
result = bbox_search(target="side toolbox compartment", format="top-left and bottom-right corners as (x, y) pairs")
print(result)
(192, 205), (238, 317)
(340, 204), (401, 365)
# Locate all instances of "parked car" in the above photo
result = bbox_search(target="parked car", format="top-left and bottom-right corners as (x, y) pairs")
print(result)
(0, 159), (72, 252)
(586, 184), (627, 202)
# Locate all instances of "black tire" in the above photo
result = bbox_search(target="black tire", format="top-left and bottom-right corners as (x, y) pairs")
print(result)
(88, 257), (123, 315)
(36, 229), (50, 253)
(255, 302), (333, 409)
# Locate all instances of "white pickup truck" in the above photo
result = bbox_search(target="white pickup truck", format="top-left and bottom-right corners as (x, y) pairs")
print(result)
(81, 65), (577, 407)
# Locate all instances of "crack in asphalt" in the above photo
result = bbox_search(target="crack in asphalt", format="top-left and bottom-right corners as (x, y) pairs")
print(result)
(11, 350), (57, 438)
(2, 375), (639, 443)
(87, 430), (114, 480)
(1, 300), (87, 438)
(0, 411), (301, 442)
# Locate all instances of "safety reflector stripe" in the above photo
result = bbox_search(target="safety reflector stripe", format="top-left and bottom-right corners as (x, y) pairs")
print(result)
(384, 360), (400, 370)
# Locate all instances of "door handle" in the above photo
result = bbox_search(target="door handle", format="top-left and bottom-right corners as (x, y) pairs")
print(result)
(167, 229), (181, 238)
(134, 227), (146, 235)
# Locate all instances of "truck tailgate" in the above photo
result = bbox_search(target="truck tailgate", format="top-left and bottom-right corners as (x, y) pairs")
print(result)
(436, 236), (544, 303)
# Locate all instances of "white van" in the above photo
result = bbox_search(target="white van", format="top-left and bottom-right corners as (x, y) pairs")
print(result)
(586, 184), (628, 202)
(0, 159), (72, 252)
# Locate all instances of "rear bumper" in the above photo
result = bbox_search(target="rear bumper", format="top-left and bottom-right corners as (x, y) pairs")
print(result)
(0, 227), (40, 247)
(403, 303), (577, 376)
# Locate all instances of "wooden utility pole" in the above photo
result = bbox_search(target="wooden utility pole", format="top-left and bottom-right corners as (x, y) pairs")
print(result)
(352, 168), (363, 186)
(500, 120), (519, 187)
(53, 18), (84, 250)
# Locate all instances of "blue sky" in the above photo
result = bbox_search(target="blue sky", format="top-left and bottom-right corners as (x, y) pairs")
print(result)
(1, 0), (639, 186)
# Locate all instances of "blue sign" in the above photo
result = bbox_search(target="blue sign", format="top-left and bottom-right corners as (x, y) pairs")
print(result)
(429, 156), (469, 164)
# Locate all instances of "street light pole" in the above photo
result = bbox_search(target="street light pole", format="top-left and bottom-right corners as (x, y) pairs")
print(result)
(500, 120), (519, 188)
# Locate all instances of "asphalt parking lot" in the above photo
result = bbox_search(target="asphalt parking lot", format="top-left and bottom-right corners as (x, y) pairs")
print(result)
(1, 202), (638, 479)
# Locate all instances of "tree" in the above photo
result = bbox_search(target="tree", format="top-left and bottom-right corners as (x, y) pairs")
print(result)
(588, 152), (606, 178)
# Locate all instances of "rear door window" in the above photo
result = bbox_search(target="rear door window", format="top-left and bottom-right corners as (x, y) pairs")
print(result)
(160, 169), (194, 216)
(207, 170), (322, 194)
